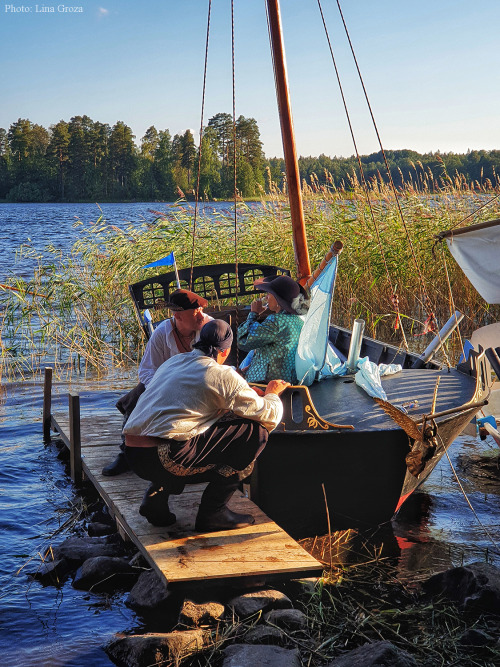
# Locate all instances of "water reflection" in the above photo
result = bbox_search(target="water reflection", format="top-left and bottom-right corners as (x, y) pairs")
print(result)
(301, 434), (500, 583)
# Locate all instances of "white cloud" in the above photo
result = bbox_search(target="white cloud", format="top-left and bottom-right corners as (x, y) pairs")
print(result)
(98, 7), (109, 17)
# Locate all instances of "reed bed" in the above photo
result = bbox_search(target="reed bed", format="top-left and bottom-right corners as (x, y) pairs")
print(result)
(1, 173), (500, 381)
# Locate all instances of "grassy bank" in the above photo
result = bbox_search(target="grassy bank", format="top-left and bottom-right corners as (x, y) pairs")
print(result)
(1, 178), (499, 381)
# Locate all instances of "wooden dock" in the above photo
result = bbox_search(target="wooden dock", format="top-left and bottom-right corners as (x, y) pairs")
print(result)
(43, 370), (323, 589)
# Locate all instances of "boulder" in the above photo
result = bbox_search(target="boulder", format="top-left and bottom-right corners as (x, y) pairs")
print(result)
(26, 558), (73, 585)
(105, 630), (207, 666)
(327, 640), (418, 666)
(127, 569), (172, 613)
(73, 556), (138, 592)
(263, 608), (308, 632)
(87, 521), (116, 537)
(423, 562), (500, 615)
(222, 644), (301, 667)
(178, 599), (225, 627)
(243, 625), (287, 646)
(52, 535), (122, 565)
(227, 589), (292, 618)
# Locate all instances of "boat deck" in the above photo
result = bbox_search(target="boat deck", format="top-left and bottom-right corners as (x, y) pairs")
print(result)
(48, 384), (323, 589)
(311, 367), (478, 431)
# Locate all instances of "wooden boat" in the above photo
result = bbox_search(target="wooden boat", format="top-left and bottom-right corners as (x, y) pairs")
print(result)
(128, 0), (490, 538)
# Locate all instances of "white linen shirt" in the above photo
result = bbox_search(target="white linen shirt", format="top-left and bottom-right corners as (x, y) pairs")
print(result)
(124, 349), (283, 440)
(138, 314), (212, 386)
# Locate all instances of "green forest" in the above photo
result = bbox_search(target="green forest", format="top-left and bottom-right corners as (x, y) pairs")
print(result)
(1, 113), (500, 202)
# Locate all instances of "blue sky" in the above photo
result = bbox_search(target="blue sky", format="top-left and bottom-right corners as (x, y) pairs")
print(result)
(1, 0), (499, 158)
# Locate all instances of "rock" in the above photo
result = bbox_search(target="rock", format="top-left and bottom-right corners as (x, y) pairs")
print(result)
(227, 589), (292, 618)
(128, 552), (149, 569)
(178, 599), (225, 627)
(243, 625), (287, 646)
(222, 644), (301, 667)
(105, 629), (207, 666)
(127, 569), (172, 613)
(53, 535), (122, 565)
(287, 577), (320, 598)
(423, 562), (500, 615)
(327, 640), (418, 666)
(26, 558), (73, 585)
(460, 628), (495, 647)
(87, 521), (116, 537)
(263, 608), (308, 632)
(73, 556), (138, 592)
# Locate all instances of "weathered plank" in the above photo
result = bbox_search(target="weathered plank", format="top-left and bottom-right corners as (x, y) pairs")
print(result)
(52, 405), (323, 587)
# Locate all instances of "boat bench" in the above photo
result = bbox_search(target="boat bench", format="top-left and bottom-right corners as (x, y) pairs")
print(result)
(129, 263), (290, 340)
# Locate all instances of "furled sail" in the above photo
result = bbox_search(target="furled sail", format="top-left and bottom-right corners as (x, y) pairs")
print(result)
(445, 221), (500, 304)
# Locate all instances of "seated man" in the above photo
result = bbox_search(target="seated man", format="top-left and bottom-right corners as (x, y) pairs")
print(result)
(237, 274), (310, 384)
(123, 320), (289, 532)
(102, 288), (212, 476)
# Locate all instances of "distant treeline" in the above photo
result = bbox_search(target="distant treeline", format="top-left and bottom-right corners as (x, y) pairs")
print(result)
(1, 114), (500, 202)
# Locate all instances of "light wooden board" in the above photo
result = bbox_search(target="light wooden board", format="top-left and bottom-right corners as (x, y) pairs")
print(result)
(52, 408), (323, 587)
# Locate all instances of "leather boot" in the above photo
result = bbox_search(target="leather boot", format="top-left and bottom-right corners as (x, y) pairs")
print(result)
(195, 480), (255, 532)
(139, 483), (176, 527)
(102, 452), (130, 476)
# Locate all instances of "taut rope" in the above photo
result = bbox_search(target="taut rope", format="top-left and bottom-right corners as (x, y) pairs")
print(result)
(189, 0), (212, 290)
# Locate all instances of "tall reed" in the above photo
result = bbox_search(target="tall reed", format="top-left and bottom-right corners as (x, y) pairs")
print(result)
(1, 177), (499, 381)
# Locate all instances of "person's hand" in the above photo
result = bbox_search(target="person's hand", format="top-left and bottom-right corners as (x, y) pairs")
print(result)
(251, 299), (265, 314)
(265, 379), (291, 396)
(252, 386), (265, 396)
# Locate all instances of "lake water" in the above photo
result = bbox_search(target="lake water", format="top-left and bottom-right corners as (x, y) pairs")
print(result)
(1, 202), (499, 664)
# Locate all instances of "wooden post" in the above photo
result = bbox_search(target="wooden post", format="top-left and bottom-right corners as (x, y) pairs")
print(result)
(69, 392), (82, 484)
(43, 367), (53, 442)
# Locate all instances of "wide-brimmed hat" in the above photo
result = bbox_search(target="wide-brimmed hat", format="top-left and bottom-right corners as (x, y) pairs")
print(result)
(166, 289), (208, 311)
(254, 275), (310, 315)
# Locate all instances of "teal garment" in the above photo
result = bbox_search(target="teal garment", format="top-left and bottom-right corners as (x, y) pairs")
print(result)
(237, 311), (304, 384)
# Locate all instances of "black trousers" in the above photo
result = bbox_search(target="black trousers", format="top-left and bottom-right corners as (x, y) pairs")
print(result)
(125, 416), (269, 490)
(116, 383), (146, 452)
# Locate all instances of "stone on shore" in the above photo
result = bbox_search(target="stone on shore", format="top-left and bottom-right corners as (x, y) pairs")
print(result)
(105, 630), (207, 666)
(26, 558), (73, 585)
(178, 599), (225, 627)
(127, 569), (172, 613)
(53, 535), (123, 565)
(326, 640), (418, 666)
(263, 608), (308, 632)
(227, 589), (292, 618)
(73, 556), (138, 592)
(422, 562), (500, 614)
(243, 625), (288, 646)
(222, 644), (301, 667)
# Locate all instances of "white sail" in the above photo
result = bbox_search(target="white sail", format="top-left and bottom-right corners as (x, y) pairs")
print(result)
(446, 224), (500, 304)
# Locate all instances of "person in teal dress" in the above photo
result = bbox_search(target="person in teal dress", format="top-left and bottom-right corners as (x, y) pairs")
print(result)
(237, 275), (310, 384)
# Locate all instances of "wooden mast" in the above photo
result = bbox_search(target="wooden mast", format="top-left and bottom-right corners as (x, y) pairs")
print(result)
(266, 0), (312, 284)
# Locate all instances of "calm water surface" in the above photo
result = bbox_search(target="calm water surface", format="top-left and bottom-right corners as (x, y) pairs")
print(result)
(1, 202), (499, 663)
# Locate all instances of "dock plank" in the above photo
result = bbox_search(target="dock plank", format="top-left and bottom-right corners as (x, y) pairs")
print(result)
(52, 406), (323, 587)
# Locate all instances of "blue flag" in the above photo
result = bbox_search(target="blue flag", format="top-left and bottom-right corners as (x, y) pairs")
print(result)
(142, 251), (175, 269)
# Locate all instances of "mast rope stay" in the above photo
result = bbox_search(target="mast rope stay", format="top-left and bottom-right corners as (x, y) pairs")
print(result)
(316, 0), (408, 351)
(189, 0), (212, 291)
(231, 0), (240, 305)
(325, 0), (452, 363)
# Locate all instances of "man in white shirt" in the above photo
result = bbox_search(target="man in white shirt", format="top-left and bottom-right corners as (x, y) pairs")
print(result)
(124, 319), (289, 532)
(102, 289), (212, 476)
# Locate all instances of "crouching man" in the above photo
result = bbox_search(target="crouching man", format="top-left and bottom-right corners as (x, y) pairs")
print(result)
(123, 319), (289, 532)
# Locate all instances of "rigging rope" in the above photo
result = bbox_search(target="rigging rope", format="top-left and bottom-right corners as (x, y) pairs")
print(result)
(316, 0), (408, 351)
(231, 0), (239, 304)
(331, 0), (453, 364)
(189, 0), (212, 290)
(440, 432), (500, 556)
